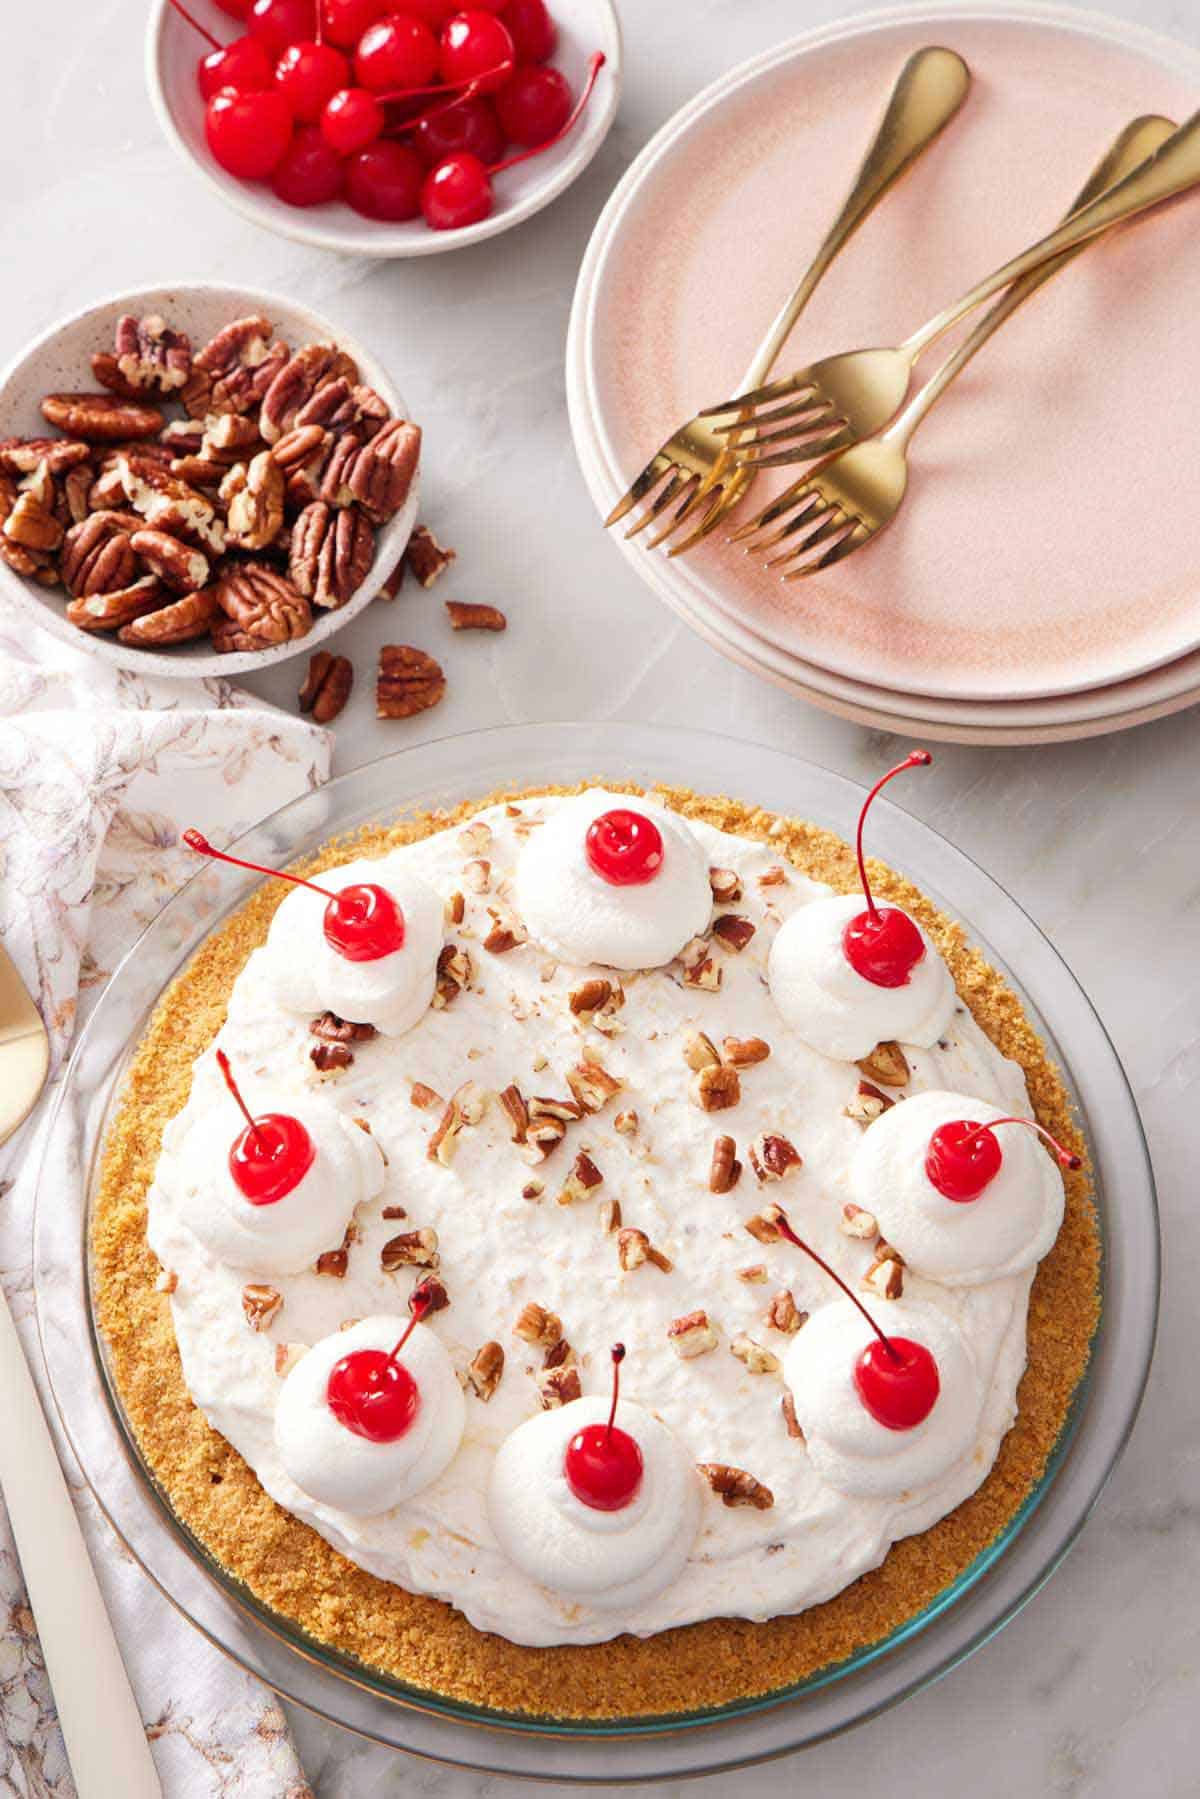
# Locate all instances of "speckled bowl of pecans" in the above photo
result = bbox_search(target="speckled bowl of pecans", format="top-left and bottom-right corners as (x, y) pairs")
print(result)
(0, 283), (421, 678)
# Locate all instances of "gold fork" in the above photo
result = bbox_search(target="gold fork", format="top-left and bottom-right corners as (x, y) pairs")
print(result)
(707, 107), (1200, 469)
(732, 115), (1175, 577)
(602, 45), (972, 556)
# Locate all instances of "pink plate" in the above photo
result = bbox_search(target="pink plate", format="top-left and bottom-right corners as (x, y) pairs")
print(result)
(576, 5), (1200, 703)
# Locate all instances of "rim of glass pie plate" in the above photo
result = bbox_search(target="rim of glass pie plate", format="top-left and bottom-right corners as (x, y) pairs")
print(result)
(33, 723), (1158, 1781)
(565, 0), (1200, 734)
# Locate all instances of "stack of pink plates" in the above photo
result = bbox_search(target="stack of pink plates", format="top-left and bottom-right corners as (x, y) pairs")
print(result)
(567, 2), (1200, 744)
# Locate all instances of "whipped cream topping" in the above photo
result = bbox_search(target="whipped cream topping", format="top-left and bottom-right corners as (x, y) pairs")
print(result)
(274, 1317), (465, 1517)
(514, 789), (712, 969)
(852, 1090), (1067, 1285)
(146, 793), (1044, 1646)
(784, 1300), (983, 1498)
(176, 1076), (385, 1275)
(258, 855), (444, 1035)
(768, 893), (955, 1061)
(487, 1395), (701, 1609)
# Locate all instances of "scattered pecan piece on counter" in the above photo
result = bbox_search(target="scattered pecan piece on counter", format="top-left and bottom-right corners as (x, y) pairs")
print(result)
(537, 1365), (582, 1409)
(766, 1289), (807, 1334)
(377, 643), (445, 718)
(297, 649), (354, 724)
(667, 1310), (719, 1359)
(556, 1150), (602, 1206)
(41, 392), (164, 444)
(212, 562), (311, 653)
(709, 1134), (742, 1193)
(467, 1341), (505, 1401)
(119, 586), (220, 646)
(839, 1202), (879, 1240)
(514, 1302), (563, 1348)
(445, 600), (506, 632)
(856, 1041), (911, 1087)
(380, 1227), (440, 1271)
(730, 1334), (780, 1375)
(403, 522), (456, 587)
(697, 1463), (775, 1510)
(113, 313), (193, 393)
(242, 1284), (282, 1331)
(711, 913), (756, 952)
(748, 1133), (802, 1183)
(616, 1226), (672, 1274)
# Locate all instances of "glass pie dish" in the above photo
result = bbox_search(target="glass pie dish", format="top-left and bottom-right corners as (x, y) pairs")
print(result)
(33, 722), (1158, 1780)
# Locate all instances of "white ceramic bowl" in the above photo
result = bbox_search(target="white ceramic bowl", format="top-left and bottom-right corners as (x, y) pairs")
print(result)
(0, 281), (419, 679)
(146, 0), (623, 258)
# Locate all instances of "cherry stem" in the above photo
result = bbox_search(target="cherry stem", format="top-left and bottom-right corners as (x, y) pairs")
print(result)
(491, 52), (606, 175)
(854, 750), (933, 924)
(375, 62), (513, 110)
(771, 1207), (902, 1365)
(165, 0), (222, 50)
(215, 1048), (266, 1155)
(183, 829), (338, 903)
(389, 1289), (432, 1363)
(962, 1117), (1082, 1171)
(606, 1342), (625, 1444)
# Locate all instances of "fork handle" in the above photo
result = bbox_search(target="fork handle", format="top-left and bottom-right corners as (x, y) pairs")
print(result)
(888, 114), (1177, 445)
(908, 106), (1200, 355)
(735, 46), (971, 392)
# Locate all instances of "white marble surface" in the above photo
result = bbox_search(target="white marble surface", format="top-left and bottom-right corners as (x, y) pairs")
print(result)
(4, 0), (1199, 1793)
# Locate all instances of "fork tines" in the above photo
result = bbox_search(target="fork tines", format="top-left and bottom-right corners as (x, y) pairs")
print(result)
(702, 381), (852, 468)
(734, 486), (866, 578)
(605, 457), (728, 551)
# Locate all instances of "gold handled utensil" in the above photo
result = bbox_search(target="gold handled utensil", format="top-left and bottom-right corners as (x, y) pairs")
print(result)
(708, 106), (1200, 467)
(732, 115), (1176, 577)
(0, 945), (162, 1798)
(602, 45), (971, 555)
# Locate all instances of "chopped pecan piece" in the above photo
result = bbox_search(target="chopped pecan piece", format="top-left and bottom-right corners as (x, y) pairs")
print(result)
(310, 1040), (353, 1074)
(569, 977), (612, 1018)
(856, 1041), (911, 1087)
(682, 1029), (721, 1072)
(698, 1463), (774, 1510)
(467, 1341), (505, 1401)
(381, 1227), (439, 1271)
(482, 916), (521, 954)
(844, 1079), (895, 1126)
(708, 867), (742, 903)
(566, 1054), (622, 1115)
(748, 1133), (802, 1183)
(737, 1263), (768, 1284)
(514, 1302), (562, 1348)
(709, 1134), (742, 1193)
(446, 600), (506, 632)
(129, 528), (209, 593)
(275, 1342), (306, 1377)
(766, 1289), (806, 1334)
(542, 1336), (575, 1370)
(862, 1255), (904, 1300)
(271, 422), (327, 470)
(377, 643), (445, 718)
(41, 392), (163, 443)
(119, 586), (220, 646)
(403, 523), (455, 586)
(613, 1109), (638, 1135)
(598, 1197), (622, 1234)
(757, 865), (788, 889)
(690, 1062), (740, 1113)
(781, 1393), (804, 1441)
(711, 913), (756, 952)
(432, 942), (472, 1008)
(410, 1274), (449, 1315)
(667, 1310), (718, 1359)
(616, 1226), (672, 1273)
(498, 1083), (529, 1142)
(679, 936), (721, 991)
(521, 1178), (545, 1201)
(458, 819), (492, 854)
(556, 1150), (602, 1206)
(213, 562), (311, 653)
(315, 1243), (350, 1277)
(445, 890), (465, 926)
(731, 1334), (780, 1375)
(410, 1081), (442, 1111)
(722, 1036), (771, 1067)
(744, 1204), (786, 1245)
(297, 649), (354, 723)
(242, 1284), (282, 1331)
(113, 313), (192, 393)
(462, 856), (490, 893)
(310, 1011), (377, 1044)
(537, 1365), (582, 1409)
(222, 451), (286, 552)
(839, 1202), (879, 1240)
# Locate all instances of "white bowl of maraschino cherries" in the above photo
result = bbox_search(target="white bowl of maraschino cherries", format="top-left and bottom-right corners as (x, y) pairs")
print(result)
(179, 756), (1083, 1583)
(148, 0), (622, 255)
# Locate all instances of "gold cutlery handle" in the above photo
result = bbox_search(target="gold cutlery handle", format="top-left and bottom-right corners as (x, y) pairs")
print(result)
(738, 45), (971, 391)
(890, 114), (1177, 445)
(910, 106), (1200, 354)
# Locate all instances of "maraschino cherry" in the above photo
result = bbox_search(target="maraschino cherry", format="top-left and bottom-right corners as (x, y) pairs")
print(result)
(925, 1116), (1081, 1203)
(326, 1287), (432, 1442)
(564, 1344), (644, 1512)
(584, 804), (663, 887)
(183, 830), (406, 962)
(216, 1048), (315, 1205)
(771, 1207), (940, 1432)
(842, 750), (933, 990)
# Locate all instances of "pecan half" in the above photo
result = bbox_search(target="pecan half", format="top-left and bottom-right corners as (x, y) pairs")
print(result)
(467, 1341), (505, 1401)
(3, 491), (62, 553)
(403, 523), (455, 586)
(113, 313), (192, 393)
(445, 601), (506, 632)
(201, 413), (264, 464)
(856, 1041), (911, 1087)
(332, 419), (421, 521)
(380, 1227), (439, 1271)
(41, 392), (163, 443)
(377, 643), (445, 718)
(295, 376), (388, 441)
(709, 1134), (742, 1193)
(66, 576), (166, 632)
(667, 1310), (718, 1358)
(271, 422), (327, 471)
(119, 586), (220, 645)
(60, 512), (138, 596)
(222, 451), (286, 552)
(184, 316), (288, 419)
(213, 562), (311, 652)
(119, 458), (225, 553)
(129, 528), (209, 593)
(242, 1284), (282, 1331)
(290, 501), (373, 608)
(260, 344), (360, 442)
(697, 1463), (775, 1509)
(0, 437), (91, 476)
(747, 1133), (802, 1183)
(297, 649), (354, 723)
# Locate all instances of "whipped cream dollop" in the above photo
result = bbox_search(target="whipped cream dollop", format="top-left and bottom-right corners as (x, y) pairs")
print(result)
(784, 1300), (982, 1498)
(514, 790), (712, 970)
(175, 1078), (385, 1275)
(768, 893), (955, 1061)
(487, 1395), (701, 1609)
(275, 1317), (465, 1517)
(853, 1090), (1066, 1285)
(258, 855), (443, 1034)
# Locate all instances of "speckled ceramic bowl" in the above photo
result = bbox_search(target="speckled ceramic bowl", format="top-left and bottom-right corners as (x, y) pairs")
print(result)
(0, 281), (418, 679)
(146, 0), (623, 258)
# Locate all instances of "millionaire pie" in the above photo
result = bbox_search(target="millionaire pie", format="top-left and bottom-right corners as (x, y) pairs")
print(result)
(93, 765), (1099, 1719)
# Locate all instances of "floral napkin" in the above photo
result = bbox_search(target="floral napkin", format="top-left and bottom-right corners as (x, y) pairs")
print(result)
(0, 600), (328, 1798)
